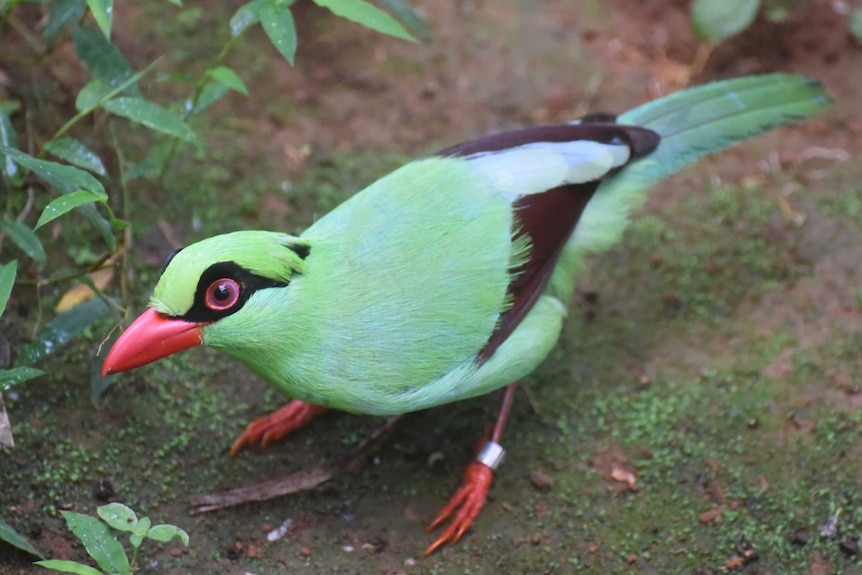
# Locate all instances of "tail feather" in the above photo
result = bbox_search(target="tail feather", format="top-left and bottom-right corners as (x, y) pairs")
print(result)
(573, 74), (831, 256)
(548, 74), (832, 301)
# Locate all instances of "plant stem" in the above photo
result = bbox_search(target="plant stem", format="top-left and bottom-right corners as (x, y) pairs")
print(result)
(157, 35), (240, 186)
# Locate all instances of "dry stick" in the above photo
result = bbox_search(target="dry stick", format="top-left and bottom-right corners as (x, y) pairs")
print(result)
(188, 415), (403, 514)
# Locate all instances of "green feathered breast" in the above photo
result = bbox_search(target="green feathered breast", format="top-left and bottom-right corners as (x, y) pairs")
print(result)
(200, 158), (542, 413)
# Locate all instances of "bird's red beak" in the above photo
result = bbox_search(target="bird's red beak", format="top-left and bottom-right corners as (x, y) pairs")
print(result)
(101, 308), (204, 377)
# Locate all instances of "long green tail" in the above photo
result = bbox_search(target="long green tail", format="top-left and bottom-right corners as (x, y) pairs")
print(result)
(550, 74), (832, 300)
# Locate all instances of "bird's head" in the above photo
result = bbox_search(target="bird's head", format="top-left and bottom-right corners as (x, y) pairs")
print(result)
(101, 231), (309, 377)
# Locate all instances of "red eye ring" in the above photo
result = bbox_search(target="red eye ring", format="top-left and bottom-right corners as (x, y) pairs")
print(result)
(205, 278), (240, 311)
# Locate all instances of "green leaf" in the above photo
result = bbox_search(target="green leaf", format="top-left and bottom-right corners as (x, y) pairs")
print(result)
(86, 0), (113, 39)
(101, 97), (199, 144)
(0, 516), (44, 558)
(190, 82), (230, 115)
(123, 140), (173, 183)
(206, 66), (249, 96)
(691, 0), (760, 43)
(72, 26), (138, 94)
(376, 0), (429, 40)
(260, 0), (297, 64)
(0, 105), (20, 182)
(80, 203), (116, 252)
(61, 511), (130, 575)
(229, 0), (268, 37)
(18, 298), (113, 366)
(75, 79), (113, 112)
(312, 0), (415, 41)
(146, 524), (189, 545)
(0, 260), (16, 319)
(44, 0), (88, 44)
(96, 503), (138, 533)
(36, 190), (106, 230)
(75, 65), (152, 113)
(35, 560), (105, 575)
(0, 218), (46, 263)
(3, 148), (106, 196)
(851, 9), (862, 44)
(44, 137), (107, 176)
(0, 367), (45, 392)
(128, 516), (150, 548)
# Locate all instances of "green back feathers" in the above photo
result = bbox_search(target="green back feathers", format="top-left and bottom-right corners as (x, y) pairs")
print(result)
(150, 231), (309, 316)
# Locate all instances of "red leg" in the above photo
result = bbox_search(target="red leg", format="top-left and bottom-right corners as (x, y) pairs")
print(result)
(425, 383), (517, 555)
(230, 400), (328, 456)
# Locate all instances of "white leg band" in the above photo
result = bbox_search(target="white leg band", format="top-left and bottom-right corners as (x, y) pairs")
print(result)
(476, 441), (506, 470)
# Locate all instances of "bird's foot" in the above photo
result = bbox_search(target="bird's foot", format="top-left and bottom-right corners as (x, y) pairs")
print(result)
(424, 441), (504, 555)
(230, 400), (327, 456)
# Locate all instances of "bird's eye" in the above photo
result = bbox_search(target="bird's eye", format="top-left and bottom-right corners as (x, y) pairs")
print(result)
(205, 278), (240, 311)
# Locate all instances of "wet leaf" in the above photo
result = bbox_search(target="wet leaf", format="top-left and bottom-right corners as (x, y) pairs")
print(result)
(0, 260), (15, 319)
(0, 367), (45, 392)
(76, 78), (114, 112)
(230, 0), (268, 37)
(129, 516), (150, 548)
(37, 190), (107, 231)
(62, 511), (131, 575)
(34, 560), (103, 575)
(0, 517), (44, 558)
(96, 503), (138, 533)
(44, 0), (87, 44)
(72, 25), (136, 92)
(851, 9), (862, 44)
(80, 203), (117, 252)
(44, 137), (107, 176)
(260, 0), (297, 65)
(18, 298), (113, 367)
(377, 0), (430, 40)
(101, 97), (199, 144)
(313, 0), (415, 42)
(86, 0), (114, 39)
(3, 148), (106, 197)
(691, 0), (760, 43)
(206, 66), (249, 96)
(0, 393), (13, 448)
(0, 105), (20, 182)
(0, 218), (46, 263)
(190, 82), (230, 115)
(146, 524), (189, 545)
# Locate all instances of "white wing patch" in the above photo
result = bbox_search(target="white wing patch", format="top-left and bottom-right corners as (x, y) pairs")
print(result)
(467, 140), (631, 199)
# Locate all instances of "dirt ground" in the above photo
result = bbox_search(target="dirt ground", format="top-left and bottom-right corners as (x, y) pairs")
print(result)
(2, 0), (862, 574)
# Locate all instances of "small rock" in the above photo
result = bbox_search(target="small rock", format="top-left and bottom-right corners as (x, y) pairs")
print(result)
(789, 529), (810, 546)
(698, 508), (721, 525)
(530, 469), (553, 490)
(299, 547), (312, 558)
(92, 478), (116, 502)
(839, 536), (859, 555)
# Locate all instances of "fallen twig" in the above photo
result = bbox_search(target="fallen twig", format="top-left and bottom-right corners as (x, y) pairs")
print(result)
(188, 415), (402, 514)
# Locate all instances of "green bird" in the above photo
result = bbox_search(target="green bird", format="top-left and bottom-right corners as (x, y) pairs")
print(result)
(102, 74), (830, 554)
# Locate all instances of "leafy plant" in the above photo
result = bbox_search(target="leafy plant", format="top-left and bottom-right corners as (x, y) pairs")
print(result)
(35, 503), (188, 575)
(0, 0), (424, 417)
(690, 0), (803, 44)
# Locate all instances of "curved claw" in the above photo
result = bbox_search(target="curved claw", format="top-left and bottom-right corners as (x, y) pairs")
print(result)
(230, 400), (327, 456)
(425, 461), (494, 555)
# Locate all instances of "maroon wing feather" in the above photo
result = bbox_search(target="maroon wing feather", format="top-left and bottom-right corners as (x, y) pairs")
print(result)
(436, 122), (660, 361)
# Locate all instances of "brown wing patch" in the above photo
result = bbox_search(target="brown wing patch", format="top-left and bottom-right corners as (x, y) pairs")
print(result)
(434, 122), (661, 362)
(477, 183), (598, 360)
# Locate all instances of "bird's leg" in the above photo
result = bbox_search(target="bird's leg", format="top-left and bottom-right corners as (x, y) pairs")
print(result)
(230, 400), (328, 456)
(424, 382), (517, 555)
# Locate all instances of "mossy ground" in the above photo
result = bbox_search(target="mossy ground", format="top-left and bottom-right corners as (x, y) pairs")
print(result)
(2, 1), (862, 574)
